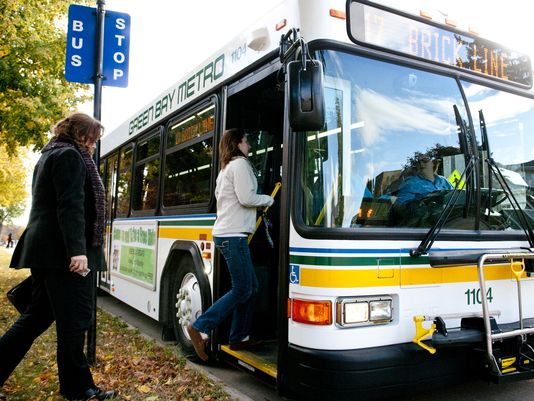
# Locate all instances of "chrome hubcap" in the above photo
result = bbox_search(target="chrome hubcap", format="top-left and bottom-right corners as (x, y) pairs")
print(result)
(175, 272), (202, 340)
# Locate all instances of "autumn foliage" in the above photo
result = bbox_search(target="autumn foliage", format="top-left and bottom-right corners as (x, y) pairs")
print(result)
(0, 0), (90, 154)
(0, 249), (231, 401)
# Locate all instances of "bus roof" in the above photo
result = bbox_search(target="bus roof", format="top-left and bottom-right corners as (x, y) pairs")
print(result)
(101, 0), (350, 156)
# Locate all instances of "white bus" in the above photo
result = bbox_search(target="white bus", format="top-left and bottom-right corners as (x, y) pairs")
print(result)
(99, 0), (534, 399)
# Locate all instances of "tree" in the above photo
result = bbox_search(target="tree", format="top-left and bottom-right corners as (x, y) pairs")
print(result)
(0, 0), (89, 155)
(0, 148), (27, 233)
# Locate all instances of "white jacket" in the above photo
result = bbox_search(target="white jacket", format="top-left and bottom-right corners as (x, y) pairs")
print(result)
(213, 157), (273, 236)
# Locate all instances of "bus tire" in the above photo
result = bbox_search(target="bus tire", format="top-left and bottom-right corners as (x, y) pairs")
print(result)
(171, 257), (209, 362)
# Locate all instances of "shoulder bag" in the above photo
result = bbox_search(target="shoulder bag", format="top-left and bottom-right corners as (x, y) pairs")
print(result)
(6, 276), (32, 314)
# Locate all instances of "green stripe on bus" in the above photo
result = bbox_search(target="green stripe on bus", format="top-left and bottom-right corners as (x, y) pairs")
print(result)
(289, 255), (429, 266)
(159, 220), (215, 227)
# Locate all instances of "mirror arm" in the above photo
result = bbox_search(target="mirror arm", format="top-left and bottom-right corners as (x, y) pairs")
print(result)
(279, 28), (301, 64)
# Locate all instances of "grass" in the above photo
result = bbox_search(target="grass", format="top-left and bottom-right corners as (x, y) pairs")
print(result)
(0, 248), (231, 401)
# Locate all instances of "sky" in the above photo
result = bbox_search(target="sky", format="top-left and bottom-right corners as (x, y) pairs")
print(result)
(80, 0), (534, 133)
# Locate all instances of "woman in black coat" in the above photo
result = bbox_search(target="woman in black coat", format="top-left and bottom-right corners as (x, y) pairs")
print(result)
(0, 113), (116, 400)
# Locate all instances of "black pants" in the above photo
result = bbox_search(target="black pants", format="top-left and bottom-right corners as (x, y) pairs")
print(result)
(0, 269), (95, 399)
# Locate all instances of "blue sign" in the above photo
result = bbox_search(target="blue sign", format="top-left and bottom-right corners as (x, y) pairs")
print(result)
(65, 5), (95, 84)
(65, 5), (130, 87)
(103, 10), (130, 87)
(289, 264), (300, 284)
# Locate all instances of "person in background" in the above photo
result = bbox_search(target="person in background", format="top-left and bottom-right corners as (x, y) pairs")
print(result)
(6, 233), (13, 248)
(0, 113), (116, 401)
(187, 128), (274, 361)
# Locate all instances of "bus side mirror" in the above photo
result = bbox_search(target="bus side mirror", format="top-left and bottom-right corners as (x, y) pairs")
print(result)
(288, 59), (325, 131)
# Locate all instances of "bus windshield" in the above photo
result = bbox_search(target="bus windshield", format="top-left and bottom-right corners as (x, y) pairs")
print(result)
(299, 49), (534, 230)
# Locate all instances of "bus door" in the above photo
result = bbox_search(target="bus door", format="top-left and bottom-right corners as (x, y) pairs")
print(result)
(217, 68), (284, 381)
(100, 152), (118, 290)
(101, 144), (134, 290)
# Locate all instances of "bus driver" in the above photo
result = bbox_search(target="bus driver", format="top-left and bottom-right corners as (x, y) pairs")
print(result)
(394, 154), (453, 206)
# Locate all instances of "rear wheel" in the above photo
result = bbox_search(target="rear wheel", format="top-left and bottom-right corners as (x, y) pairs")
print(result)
(171, 257), (209, 361)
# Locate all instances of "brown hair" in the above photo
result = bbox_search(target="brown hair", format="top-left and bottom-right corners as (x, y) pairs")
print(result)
(52, 113), (103, 152)
(219, 128), (247, 169)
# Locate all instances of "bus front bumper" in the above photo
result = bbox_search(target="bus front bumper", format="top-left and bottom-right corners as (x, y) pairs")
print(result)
(282, 342), (479, 401)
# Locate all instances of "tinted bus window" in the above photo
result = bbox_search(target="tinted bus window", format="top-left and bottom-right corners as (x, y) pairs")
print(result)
(104, 153), (118, 221)
(164, 138), (213, 206)
(133, 133), (161, 211)
(164, 105), (215, 207)
(116, 145), (133, 216)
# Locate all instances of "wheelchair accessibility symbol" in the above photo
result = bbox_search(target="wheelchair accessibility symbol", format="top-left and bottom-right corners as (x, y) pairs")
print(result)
(289, 264), (300, 284)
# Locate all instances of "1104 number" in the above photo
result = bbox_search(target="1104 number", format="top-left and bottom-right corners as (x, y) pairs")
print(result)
(464, 287), (493, 305)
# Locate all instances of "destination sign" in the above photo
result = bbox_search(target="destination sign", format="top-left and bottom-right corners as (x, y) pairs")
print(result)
(168, 106), (215, 147)
(348, 1), (532, 87)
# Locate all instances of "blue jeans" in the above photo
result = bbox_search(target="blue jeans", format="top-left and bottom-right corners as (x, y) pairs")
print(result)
(193, 236), (258, 343)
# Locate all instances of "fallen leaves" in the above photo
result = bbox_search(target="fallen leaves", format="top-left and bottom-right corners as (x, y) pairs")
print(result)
(0, 249), (232, 401)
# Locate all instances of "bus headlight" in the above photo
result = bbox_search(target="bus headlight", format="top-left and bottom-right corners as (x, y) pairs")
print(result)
(370, 300), (392, 322)
(336, 296), (393, 327)
(344, 302), (369, 324)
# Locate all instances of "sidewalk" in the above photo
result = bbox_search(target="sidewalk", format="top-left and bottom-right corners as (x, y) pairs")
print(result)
(2, 246), (14, 255)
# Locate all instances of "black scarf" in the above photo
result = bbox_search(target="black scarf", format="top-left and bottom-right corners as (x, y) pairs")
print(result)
(42, 138), (105, 247)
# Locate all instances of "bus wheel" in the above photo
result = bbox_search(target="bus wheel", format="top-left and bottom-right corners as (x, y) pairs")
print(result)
(171, 259), (207, 361)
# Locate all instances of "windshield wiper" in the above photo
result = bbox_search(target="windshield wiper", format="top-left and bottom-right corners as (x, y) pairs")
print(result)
(480, 110), (534, 247)
(410, 105), (475, 257)
(479, 110), (494, 218)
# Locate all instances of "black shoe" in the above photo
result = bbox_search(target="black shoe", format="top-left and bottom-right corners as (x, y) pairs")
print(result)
(85, 387), (117, 400)
(70, 387), (117, 401)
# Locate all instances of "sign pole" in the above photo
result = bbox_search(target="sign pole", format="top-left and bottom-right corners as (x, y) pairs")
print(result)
(87, 0), (106, 366)
(93, 0), (105, 122)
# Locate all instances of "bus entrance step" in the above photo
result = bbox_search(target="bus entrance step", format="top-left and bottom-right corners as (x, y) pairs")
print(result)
(490, 368), (534, 383)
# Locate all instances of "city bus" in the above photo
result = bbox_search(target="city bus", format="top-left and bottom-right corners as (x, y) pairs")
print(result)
(98, 0), (534, 399)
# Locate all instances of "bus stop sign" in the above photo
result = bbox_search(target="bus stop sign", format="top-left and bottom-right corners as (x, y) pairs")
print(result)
(103, 9), (130, 87)
(65, 4), (130, 87)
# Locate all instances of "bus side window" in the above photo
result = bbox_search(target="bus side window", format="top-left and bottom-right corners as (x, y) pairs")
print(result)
(163, 137), (213, 207)
(116, 145), (133, 217)
(163, 105), (215, 208)
(103, 153), (118, 221)
(132, 132), (161, 212)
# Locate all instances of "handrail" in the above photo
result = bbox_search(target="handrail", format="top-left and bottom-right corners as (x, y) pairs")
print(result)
(249, 182), (282, 244)
(477, 251), (534, 374)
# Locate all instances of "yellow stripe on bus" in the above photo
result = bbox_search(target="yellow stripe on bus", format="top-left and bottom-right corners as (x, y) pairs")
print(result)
(158, 227), (213, 240)
(300, 264), (516, 288)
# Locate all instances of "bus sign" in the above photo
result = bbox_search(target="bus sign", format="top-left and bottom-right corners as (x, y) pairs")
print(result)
(347, 1), (533, 88)
(65, 5), (95, 84)
(103, 9), (130, 87)
(65, 4), (130, 87)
